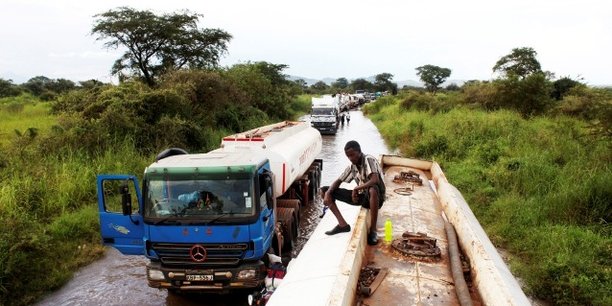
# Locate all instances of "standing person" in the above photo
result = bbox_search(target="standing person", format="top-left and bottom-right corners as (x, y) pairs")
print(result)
(320, 140), (385, 245)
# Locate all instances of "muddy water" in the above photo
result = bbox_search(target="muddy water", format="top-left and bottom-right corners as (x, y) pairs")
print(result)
(36, 109), (391, 306)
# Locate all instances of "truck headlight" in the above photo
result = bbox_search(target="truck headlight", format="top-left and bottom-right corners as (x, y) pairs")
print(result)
(237, 269), (256, 280)
(148, 269), (165, 281)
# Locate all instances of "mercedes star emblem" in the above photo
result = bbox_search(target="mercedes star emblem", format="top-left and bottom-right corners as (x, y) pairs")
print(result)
(189, 244), (207, 262)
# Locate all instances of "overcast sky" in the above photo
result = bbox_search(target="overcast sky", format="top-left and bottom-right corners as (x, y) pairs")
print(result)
(1, 0), (611, 85)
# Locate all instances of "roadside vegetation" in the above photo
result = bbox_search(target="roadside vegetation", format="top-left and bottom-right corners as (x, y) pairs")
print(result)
(364, 56), (611, 305)
(0, 64), (311, 305)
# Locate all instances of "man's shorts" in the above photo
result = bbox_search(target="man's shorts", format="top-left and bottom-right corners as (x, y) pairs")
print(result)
(320, 185), (384, 209)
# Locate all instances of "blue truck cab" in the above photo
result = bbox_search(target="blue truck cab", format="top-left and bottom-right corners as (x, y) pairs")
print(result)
(97, 157), (278, 292)
(96, 121), (322, 293)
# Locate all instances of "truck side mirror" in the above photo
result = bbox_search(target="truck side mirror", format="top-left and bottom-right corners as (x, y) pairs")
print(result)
(120, 182), (132, 215)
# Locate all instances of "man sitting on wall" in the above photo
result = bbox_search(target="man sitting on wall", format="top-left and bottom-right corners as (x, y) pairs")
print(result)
(320, 140), (385, 245)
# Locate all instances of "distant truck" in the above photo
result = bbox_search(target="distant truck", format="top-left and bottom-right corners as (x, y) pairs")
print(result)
(310, 95), (340, 134)
(96, 121), (323, 294)
(353, 90), (366, 105)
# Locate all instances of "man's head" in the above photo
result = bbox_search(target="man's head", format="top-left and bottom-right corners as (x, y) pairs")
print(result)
(344, 140), (362, 165)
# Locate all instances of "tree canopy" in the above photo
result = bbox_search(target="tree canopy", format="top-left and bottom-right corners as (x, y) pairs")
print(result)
(0, 78), (21, 98)
(92, 7), (232, 87)
(311, 81), (330, 92)
(493, 47), (542, 79)
(374, 73), (398, 94)
(331, 77), (349, 90)
(415, 65), (452, 93)
(350, 78), (374, 92)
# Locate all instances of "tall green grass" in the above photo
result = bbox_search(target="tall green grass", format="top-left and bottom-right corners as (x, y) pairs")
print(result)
(365, 98), (611, 305)
(0, 95), (57, 147)
(0, 139), (153, 305)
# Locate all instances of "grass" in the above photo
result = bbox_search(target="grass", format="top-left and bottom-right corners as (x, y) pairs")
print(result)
(0, 139), (153, 305)
(0, 95), (57, 147)
(0, 96), (154, 305)
(364, 96), (611, 305)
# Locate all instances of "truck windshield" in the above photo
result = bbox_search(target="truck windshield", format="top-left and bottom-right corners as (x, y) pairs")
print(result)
(312, 108), (334, 116)
(144, 178), (255, 222)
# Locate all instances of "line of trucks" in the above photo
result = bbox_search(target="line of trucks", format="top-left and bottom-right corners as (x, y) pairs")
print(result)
(97, 121), (323, 293)
(309, 92), (376, 135)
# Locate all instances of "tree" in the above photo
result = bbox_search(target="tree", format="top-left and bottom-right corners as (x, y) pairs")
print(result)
(92, 7), (232, 87)
(22, 76), (52, 96)
(225, 61), (293, 121)
(350, 78), (374, 92)
(445, 83), (460, 91)
(493, 73), (553, 116)
(551, 76), (583, 100)
(374, 73), (398, 94)
(293, 79), (308, 89)
(311, 81), (329, 92)
(0, 78), (21, 98)
(79, 79), (107, 90)
(415, 65), (451, 94)
(331, 77), (349, 90)
(249, 62), (289, 86)
(47, 78), (76, 94)
(493, 47), (541, 79)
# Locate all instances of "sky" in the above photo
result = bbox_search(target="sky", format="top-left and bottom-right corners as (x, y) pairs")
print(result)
(1, 0), (611, 85)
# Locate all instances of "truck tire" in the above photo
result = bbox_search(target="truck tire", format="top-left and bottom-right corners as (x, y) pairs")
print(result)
(277, 199), (300, 222)
(277, 207), (297, 251)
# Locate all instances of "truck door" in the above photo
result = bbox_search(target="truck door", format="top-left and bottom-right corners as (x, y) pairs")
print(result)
(97, 174), (145, 255)
(257, 169), (276, 251)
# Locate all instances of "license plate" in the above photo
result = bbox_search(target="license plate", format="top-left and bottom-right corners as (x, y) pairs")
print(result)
(186, 274), (213, 281)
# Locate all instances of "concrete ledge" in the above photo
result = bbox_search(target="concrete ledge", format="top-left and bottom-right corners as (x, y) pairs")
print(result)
(431, 162), (530, 306)
(267, 203), (368, 306)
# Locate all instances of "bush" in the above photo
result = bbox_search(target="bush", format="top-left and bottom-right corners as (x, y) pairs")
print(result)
(363, 95), (396, 115)
(0, 78), (21, 98)
(551, 77), (582, 100)
(493, 73), (553, 117)
(554, 86), (611, 119)
(400, 92), (436, 111)
(461, 81), (497, 109)
(224, 62), (295, 121)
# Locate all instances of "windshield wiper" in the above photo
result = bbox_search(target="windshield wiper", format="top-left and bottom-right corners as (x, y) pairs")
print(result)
(153, 206), (189, 225)
(205, 210), (235, 226)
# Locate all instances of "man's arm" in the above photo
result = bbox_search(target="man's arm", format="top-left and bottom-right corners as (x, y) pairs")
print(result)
(351, 173), (380, 203)
(324, 179), (343, 205)
(354, 173), (380, 192)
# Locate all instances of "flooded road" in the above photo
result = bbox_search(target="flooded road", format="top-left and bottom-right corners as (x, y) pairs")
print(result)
(36, 109), (391, 306)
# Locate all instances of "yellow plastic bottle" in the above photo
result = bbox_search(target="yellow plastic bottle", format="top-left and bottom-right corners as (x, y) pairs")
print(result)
(384, 218), (393, 243)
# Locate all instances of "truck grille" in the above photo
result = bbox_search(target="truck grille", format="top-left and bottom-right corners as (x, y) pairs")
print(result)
(151, 242), (249, 267)
(312, 122), (334, 127)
